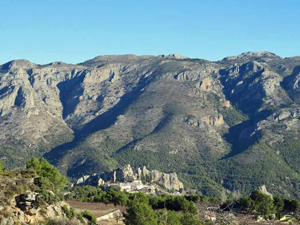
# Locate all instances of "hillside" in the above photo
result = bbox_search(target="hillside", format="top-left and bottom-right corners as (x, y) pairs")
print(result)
(0, 52), (300, 198)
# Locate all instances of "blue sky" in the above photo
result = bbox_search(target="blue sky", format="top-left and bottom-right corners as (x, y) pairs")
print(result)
(0, 0), (299, 64)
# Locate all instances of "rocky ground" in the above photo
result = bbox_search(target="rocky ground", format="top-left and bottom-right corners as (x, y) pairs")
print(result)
(0, 171), (85, 224)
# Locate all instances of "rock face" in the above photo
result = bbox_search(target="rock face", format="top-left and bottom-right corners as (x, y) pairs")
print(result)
(0, 174), (86, 225)
(1, 52), (300, 197)
(137, 166), (184, 191)
(259, 185), (273, 198)
(159, 53), (188, 59)
(16, 191), (38, 210)
(76, 164), (184, 191)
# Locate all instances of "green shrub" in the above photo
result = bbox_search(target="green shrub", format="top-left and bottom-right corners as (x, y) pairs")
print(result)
(61, 205), (69, 214)
(26, 157), (66, 191)
(284, 199), (300, 213)
(60, 205), (76, 219)
(81, 210), (97, 224)
(125, 201), (157, 225)
(180, 212), (202, 225)
(250, 190), (275, 217)
(36, 189), (62, 206)
(0, 160), (4, 175)
(67, 207), (76, 219)
(77, 213), (85, 223)
(39, 207), (47, 215)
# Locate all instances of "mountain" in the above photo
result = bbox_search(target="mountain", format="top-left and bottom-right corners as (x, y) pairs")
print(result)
(1, 52), (300, 198)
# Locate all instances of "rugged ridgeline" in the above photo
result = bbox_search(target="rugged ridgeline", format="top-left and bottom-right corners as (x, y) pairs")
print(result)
(76, 164), (184, 192)
(0, 52), (300, 197)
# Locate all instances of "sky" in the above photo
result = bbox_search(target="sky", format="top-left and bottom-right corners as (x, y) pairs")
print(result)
(0, 0), (299, 64)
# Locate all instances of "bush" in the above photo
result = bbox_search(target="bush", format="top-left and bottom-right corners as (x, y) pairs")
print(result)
(0, 160), (4, 174)
(81, 210), (97, 224)
(180, 212), (202, 225)
(61, 205), (69, 214)
(67, 208), (76, 219)
(250, 190), (275, 217)
(20, 169), (37, 178)
(284, 199), (300, 214)
(77, 213), (85, 223)
(26, 157), (66, 191)
(36, 189), (62, 206)
(125, 201), (157, 225)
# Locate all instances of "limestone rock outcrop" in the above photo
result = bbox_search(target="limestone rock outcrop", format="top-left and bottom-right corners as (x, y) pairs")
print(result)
(16, 191), (39, 210)
(76, 164), (184, 191)
(259, 185), (273, 198)
(137, 166), (184, 191)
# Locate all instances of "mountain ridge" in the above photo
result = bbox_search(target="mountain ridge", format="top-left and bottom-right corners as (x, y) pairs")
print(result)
(0, 51), (300, 198)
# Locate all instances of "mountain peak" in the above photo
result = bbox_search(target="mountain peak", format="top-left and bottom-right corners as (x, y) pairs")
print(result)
(240, 51), (280, 58)
(1, 60), (36, 71)
(223, 51), (281, 61)
(158, 53), (188, 59)
(81, 54), (156, 65)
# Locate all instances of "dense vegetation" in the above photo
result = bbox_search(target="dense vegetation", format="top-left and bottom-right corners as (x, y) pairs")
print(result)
(233, 190), (300, 220)
(66, 185), (198, 211)
(26, 157), (67, 191)
(66, 185), (300, 224)
(113, 131), (300, 200)
(0, 160), (4, 174)
(1, 157), (300, 224)
(66, 185), (202, 225)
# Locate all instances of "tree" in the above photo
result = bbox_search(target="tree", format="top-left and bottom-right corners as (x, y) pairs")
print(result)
(125, 200), (158, 225)
(250, 190), (275, 218)
(180, 212), (201, 225)
(26, 157), (41, 171)
(0, 160), (4, 174)
(284, 199), (300, 214)
(188, 202), (198, 215)
(156, 210), (181, 225)
(237, 196), (255, 213)
(273, 195), (284, 219)
(26, 157), (66, 191)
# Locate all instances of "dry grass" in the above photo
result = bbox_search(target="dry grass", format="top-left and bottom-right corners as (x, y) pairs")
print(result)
(0, 171), (36, 205)
(66, 200), (125, 218)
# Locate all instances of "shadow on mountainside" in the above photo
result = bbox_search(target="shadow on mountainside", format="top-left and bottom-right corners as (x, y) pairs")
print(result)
(221, 109), (273, 159)
(221, 119), (258, 159)
(44, 74), (157, 166)
(114, 112), (173, 155)
(218, 67), (273, 159)
(57, 71), (87, 119)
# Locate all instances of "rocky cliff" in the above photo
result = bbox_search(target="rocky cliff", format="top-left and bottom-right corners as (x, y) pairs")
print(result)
(1, 52), (300, 197)
(0, 172), (87, 224)
(76, 164), (184, 191)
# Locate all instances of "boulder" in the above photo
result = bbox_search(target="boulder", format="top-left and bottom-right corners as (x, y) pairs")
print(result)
(16, 191), (38, 210)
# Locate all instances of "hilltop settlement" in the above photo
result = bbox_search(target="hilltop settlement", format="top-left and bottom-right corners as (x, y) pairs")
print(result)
(76, 164), (184, 195)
